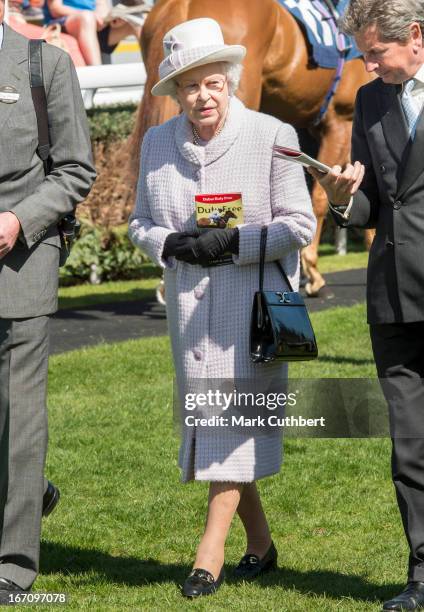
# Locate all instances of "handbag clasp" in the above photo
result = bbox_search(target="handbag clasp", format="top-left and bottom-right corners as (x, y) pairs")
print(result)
(276, 291), (291, 303)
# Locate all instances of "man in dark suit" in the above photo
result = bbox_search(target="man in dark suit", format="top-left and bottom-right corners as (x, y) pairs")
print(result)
(309, 1), (424, 609)
(0, 6), (96, 601)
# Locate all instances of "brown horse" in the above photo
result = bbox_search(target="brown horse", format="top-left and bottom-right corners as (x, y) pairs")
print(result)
(133, 0), (374, 295)
(197, 210), (238, 228)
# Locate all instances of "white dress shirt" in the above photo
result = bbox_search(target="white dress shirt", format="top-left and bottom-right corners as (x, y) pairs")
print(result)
(0, 23), (4, 49)
(408, 63), (424, 114)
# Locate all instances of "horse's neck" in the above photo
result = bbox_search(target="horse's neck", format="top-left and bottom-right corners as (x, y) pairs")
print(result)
(141, 94), (178, 133)
(137, 0), (188, 136)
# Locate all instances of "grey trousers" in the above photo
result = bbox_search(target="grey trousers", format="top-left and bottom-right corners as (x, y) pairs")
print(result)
(0, 316), (49, 589)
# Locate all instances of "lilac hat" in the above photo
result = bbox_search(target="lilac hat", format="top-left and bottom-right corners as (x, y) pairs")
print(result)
(151, 18), (246, 96)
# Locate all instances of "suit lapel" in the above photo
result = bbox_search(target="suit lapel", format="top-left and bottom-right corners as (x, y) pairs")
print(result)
(379, 82), (410, 165)
(1, 23), (29, 64)
(0, 25), (29, 132)
(397, 109), (424, 199)
(0, 58), (24, 132)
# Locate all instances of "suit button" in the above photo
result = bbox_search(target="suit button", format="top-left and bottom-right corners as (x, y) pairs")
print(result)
(386, 241), (394, 248)
(393, 200), (402, 210)
(380, 164), (386, 173)
(193, 349), (203, 361)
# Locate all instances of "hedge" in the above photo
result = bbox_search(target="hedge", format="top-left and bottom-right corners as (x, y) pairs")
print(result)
(87, 104), (138, 144)
(59, 222), (160, 286)
(59, 104), (151, 286)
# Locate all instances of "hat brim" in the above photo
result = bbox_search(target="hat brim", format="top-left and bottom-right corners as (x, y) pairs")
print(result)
(151, 45), (246, 96)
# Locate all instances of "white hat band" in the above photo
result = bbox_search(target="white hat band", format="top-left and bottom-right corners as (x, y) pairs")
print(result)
(159, 45), (228, 80)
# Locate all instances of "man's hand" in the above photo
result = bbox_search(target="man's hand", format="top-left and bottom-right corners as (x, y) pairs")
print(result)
(308, 161), (365, 205)
(0, 212), (21, 259)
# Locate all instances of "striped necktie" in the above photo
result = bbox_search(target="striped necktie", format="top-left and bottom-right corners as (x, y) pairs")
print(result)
(401, 78), (420, 138)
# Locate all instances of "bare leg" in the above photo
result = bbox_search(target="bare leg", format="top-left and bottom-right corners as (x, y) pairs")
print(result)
(64, 13), (102, 65)
(193, 482), (243, 579)
(237, 482), (272, 557)
(106, 20), (142, 47)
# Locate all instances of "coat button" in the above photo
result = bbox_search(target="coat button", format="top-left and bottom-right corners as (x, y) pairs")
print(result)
(380, 164), (386, 173)
(386, 241), (394, 248)
(193, 349), (203, 361)
(393, 200), (402, 210)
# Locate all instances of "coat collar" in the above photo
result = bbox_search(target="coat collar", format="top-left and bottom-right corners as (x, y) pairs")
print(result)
(0, 25), (29, 132)
(0, 23), (29, 65)
(379, 81), (409, 166)
(175, 95), (246, 167)
(397, 108), (424, 198)
(378, 78), (424, 197)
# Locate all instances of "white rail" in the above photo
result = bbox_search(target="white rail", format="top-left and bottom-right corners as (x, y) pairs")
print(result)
(76, 63), (147, 108)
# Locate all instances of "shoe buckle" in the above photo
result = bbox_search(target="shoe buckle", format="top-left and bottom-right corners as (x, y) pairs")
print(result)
(190, 569), (214, 584)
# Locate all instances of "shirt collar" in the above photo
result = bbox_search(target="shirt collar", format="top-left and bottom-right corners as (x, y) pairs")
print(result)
(413, 63), (424, 87)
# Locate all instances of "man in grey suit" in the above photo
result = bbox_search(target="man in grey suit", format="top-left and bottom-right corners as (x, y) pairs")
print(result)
(0, 7), (96, 600)
(309, 0), (424, 609)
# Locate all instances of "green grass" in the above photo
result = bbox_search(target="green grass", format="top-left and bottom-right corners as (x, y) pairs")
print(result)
(30, 303), (405, 610)
(318, 243), (369, 274)
(58, 279), (160, 310)
(319, 250), (368, 274)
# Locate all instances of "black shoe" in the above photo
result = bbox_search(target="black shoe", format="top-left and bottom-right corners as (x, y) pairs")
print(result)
(234, 541), (278, 579)
(383, 582), (424, 610)
(0, 577), (27, 605)
(42, 481), (60, 517)
(182, 567), (225, 598)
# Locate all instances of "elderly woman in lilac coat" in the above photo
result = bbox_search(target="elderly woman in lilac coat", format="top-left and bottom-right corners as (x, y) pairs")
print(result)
(129, 17), (316, 599)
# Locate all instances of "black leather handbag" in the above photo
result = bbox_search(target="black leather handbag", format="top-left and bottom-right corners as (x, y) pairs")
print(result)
(250, 226), (318, 363)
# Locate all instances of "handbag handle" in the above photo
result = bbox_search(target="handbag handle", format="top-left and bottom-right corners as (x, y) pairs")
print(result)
(259, 226), (294, 292)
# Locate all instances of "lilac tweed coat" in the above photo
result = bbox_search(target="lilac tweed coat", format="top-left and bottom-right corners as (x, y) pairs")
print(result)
(129, 96), (316, 482)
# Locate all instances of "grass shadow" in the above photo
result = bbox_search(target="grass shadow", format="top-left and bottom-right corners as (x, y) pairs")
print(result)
(40, 541), (190, 586)
(233, 566), (400, 605)
(40, 541), (400, 603)
(317, 355), (375, 366)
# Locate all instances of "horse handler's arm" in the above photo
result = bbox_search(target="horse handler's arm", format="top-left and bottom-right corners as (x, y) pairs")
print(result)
(233, 123), (317, 266)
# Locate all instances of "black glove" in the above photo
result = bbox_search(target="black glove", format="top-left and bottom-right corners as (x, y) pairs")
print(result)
(191, 228), (239, 263)
(162, 231), (199, 259)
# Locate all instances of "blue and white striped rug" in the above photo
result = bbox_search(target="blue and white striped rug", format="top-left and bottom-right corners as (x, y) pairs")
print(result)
(278, 0), (362, 68)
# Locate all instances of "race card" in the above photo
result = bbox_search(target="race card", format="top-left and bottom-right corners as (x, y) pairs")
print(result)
(195, 193), (243, 266)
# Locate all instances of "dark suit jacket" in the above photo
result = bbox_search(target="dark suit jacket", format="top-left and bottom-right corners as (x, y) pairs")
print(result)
(0, 24), (96, 318)
(331, 75), (424, 325)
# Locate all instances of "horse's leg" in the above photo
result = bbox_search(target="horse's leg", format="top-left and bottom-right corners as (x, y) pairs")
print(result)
(301, 186), (328, 296)
(302, 112), (353, 297)
(364, 228), (375, 250)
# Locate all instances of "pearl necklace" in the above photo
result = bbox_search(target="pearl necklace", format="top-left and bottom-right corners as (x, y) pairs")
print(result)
(192, 110), (228, 145)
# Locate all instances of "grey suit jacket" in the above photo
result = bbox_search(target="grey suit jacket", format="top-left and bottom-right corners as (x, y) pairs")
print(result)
(331, 77), (424, 325)
(0, 24), (96, 318)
